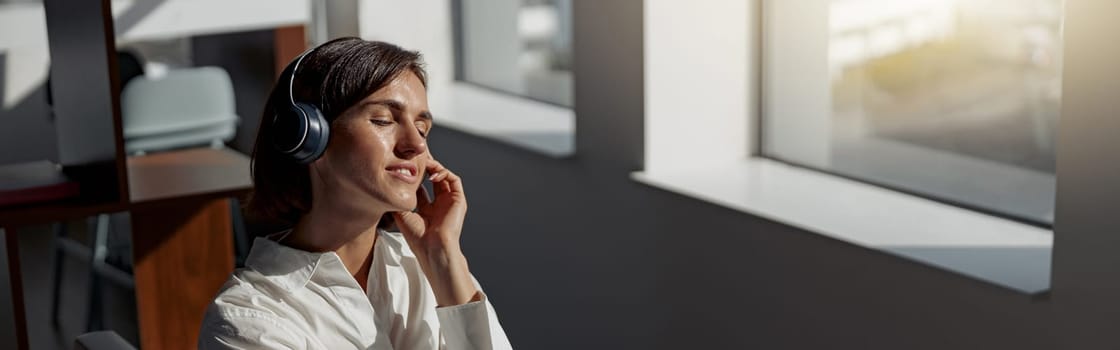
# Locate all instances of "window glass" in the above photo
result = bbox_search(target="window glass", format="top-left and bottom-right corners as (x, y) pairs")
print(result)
(457, 0), (573, 107)
(763, 0), (1064, 225)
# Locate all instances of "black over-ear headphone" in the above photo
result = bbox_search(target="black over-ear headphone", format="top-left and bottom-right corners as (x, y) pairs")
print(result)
(271, 47), (330, 164)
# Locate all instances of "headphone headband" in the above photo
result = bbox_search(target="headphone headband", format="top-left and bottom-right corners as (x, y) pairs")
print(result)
(286, 47), (315, 107)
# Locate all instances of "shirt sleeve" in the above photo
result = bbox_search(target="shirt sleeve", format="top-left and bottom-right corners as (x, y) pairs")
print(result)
(198, 307), (316, 350)
(434, 288), (513, 350)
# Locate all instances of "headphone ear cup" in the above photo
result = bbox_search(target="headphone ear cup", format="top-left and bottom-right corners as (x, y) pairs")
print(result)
(289, 102), (330, 164)
(271, 105), (305, 155)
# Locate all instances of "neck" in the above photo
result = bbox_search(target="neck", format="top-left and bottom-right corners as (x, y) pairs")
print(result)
(285, 196), (385, 291)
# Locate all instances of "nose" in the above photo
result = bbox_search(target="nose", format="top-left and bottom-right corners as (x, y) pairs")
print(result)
(393, 123), (428, 159)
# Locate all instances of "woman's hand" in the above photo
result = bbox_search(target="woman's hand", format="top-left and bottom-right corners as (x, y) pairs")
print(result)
(393, 158), (466, 251)
(391, 158), (479, 306)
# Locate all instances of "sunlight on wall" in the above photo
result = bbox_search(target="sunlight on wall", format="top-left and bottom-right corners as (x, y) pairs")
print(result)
(0, 3), (50, 110)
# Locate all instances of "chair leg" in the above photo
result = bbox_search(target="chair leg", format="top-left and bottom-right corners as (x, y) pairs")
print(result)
(50, 222), (67, 329)
(86, 214), (110, 332)
(86, 272), (103, 332)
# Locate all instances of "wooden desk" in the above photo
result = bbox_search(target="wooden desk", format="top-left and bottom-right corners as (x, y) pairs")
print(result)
(128, 147), (251, 204)
(1, 148), (251, 349)
(128, 148), (251, 349)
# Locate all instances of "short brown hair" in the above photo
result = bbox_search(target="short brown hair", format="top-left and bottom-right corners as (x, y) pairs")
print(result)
(246, 37), (427, 226)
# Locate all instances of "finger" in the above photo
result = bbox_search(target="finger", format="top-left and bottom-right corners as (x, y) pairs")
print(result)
(391, 211), (425, 237)
(425, 160), (451, 190)
(434, 171), (450, 183)
(435, 170), (464, 196)
(423, 159), (464, 197)
(426, 159), (447, 181)
(429, 171), (449, 184)
(436, 175), (452, 195)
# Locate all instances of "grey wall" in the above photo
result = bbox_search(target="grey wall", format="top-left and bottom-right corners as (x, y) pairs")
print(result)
(191, 29), (277, 155)
(434, 120), (1061, 349)
(425, 1), (1061, 349)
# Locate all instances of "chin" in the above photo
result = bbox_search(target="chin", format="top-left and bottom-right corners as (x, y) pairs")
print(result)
(389, 194), (417, 212)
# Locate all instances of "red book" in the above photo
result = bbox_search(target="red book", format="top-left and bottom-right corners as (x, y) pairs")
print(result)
(0, 160), (81, 207)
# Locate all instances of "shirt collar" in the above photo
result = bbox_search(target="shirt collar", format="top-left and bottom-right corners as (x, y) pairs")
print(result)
(244, 229), (398, 293)
(245, 236), (323, 293)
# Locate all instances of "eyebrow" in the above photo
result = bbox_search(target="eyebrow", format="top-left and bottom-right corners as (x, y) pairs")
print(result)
(361, 99), (433, 121)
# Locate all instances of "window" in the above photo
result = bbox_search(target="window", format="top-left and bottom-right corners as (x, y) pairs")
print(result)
(361, 0), (575, 157)
(455, 0), (573, 107)
(638, 1), (1053, 294)
(762, 0), (1063, 226)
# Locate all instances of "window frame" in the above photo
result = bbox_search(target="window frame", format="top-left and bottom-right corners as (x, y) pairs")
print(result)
(755, 0), (1060, 228)
(450, 0), (575, 109)
(634, 0), (1053, 294)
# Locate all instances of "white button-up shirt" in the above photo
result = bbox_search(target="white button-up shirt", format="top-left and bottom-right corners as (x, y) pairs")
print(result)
(199, 229), (513, 349)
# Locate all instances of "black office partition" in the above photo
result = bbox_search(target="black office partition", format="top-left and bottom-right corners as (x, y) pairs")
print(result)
(42, 0), (128, 204)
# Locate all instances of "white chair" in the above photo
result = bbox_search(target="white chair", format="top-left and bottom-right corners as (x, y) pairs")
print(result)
(120, 66), (239, 155)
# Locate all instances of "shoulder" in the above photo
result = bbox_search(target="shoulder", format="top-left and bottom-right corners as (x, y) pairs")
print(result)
(202, 271), (292, 333)
(199, 308), (308, 349)
(207, 270), (284, 310)
(200, 274), (308, 348)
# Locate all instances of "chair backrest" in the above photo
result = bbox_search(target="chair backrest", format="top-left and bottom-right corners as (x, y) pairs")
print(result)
(73, 331), (137, 350)
(120, 66), (238, 137)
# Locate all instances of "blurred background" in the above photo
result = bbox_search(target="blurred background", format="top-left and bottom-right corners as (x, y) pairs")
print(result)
(2, 0), (1120, 349)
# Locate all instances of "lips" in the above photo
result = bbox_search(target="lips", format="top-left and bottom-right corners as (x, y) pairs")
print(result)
(386, 163), (419, 183)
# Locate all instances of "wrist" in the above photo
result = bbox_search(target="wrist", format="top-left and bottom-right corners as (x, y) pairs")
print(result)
(414, 234), (461, 257)
(415, 244), (475, 306)
(431, 235), (461, 250)
(419, 244), (466, 272)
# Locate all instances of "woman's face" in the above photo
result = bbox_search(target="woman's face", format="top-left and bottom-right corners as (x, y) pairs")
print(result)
(315, 71), (432, 214)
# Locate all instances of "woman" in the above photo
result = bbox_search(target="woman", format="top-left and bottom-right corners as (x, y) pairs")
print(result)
(199, 37), (512, 349)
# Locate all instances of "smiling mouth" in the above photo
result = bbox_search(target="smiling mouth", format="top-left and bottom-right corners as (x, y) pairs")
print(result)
(386, 165), (419, 183)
